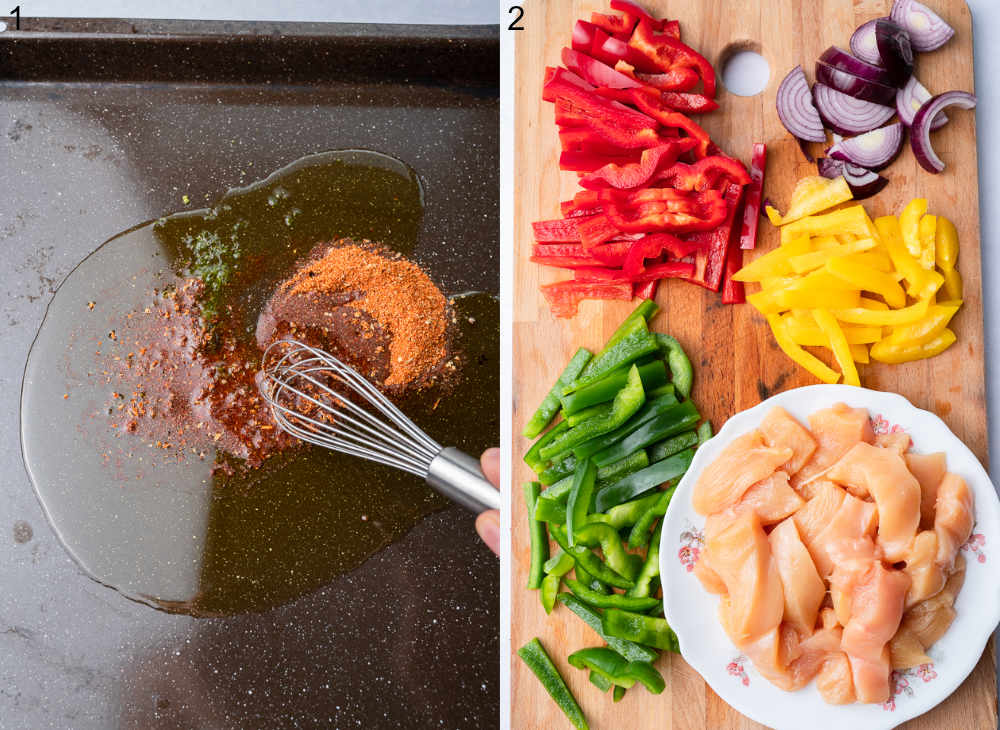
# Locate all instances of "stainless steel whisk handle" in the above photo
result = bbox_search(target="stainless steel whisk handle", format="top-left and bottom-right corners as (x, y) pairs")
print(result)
(426, 447), (500, 513)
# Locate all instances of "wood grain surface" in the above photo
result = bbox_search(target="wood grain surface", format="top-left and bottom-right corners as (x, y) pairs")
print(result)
(511, 1), (994, 728)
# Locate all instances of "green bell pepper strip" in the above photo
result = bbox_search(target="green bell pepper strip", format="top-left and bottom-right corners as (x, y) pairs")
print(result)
(566, 403), (610, 428)
(534, 497), (568, 524)
(561, 359), (668, 416)
(567, 458), (597, 547)
(647, 603), (665, 618)
(613, 685), (627, 702)
(522, 347), (593, 439)
(589, 670), (613, 693)
(517, 638), (590, 730)
(592, 401), (700, 467)
(627, 488), (673, 549)
(556, 593), (659, 664)
(572, 522), (641, 582)
(563, 331), (660, 395)
(540, 573), (560, 614)
(524, 482), (549, 589)
(581, 299), (659, 380)
(571, 392), (679, 461)
(567, 648), (666, 694)
(549, 524), (634, 590)
(540, 474), (574, 502)
(524, 420), (570, 472)
(564, 577), (661, 612)
(647, 429), (698, 463)
(603, 609), (680, 653)
(697, 419), (713, 445)
(597, 450), (650, 486)
(539, 366), (646, 461)
(627, 521), (663, 598)
(655, 333), (693, 400)
(544, 550), (575, 577)
(644, 383), (675, 400)
(537, 454), (577, 485)
(574, 564), (609, 594)
(602, 491), (661, 529)
(595, 447), (694, 512)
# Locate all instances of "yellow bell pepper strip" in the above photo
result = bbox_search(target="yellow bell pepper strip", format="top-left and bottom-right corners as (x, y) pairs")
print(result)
(812, 235), (841, 249)
(859, 297), (889, 310)
(832, 298), (931, 326)
(824, 256), (906, 309)
(899, 198), (928, 259)
(918, 214), (937, 270)
(777, 287), (860, 311)
(759, 275), (799, 290)
(850, 344), (870, 363)
(732, 235), (810, 282)
(766, 314), (840, 384)
(782, 315), (881, 346)
(814, 309), (861, 386)
(871, 328), (957, 364)
(844, 248), (893, 272)
(835, 233), (859, 245)
(780, 204), (874, 243)
(747, 289), (784, 315)
(765, 175), (853, 226)
(942, 268), (963, 301)
(874, 215), (942, 300)
(788, 238), (876, 275)
(936, 216), (959, 271)
(886, 303), (961, 346)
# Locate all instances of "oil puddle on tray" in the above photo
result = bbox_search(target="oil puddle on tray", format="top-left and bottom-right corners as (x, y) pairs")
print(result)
(20, 150), (498, 616)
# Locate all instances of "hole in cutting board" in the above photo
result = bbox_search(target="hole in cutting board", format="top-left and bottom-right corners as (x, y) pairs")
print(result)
(721, 45), (770, 97)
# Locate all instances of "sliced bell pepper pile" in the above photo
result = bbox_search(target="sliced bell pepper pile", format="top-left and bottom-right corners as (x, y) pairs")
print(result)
(532, 2), (756, 317)
(741, 189), (964, 383)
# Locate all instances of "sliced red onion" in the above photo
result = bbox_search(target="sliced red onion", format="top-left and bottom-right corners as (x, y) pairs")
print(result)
(896, 75), (948, 129)
(776, 65), (827, 143)
(829, 122), (904, 170)
(813, 83), (896, 136)
(818, 46), (894, 87)
(874, 18), (914, 86)
(850, 19), (885, 66)
(890, 0), (955, 52)
(816, 157), (889, 199)
(815, 61), (897, 105)
(911, 91), (976, 173)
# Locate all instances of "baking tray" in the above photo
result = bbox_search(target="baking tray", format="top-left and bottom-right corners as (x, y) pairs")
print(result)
(0, 18), (498, 728)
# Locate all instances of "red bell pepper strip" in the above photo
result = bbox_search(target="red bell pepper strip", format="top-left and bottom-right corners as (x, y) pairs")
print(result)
(573, 261), (695, 283)
(541, 280), (633, 318)
(628, 18), (716, 98)
(577, 213), (625, 248)
(659, 91), (719, 114)
(562, 48), (643, 90)
(682, 183), (744, 291)
(544, 67), (661, 150)
(559, 128), (639, 155)
(722, 246), (745, 303)
(560, 150), (641, 174)
(621, 90), (714, 157)
(634, 279), (658, 300)
(578, 189), (729, 247)
(590, 11), (637, 39)
(739, 143), (767, 250)
(622, 233), (702, 279)
(633, 68), (700, 92)
(531, 242), (632, 268)
(572, 20), (598, 54)
(532, 216), (597, 243)
(609, 0), (678, 37)
(653, 155), (751, 191)
(591, 28), (659, 72)
(578, 139), (697, 190)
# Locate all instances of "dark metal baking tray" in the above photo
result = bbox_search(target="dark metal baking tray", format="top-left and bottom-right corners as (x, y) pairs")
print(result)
(0, 18), (498, 729)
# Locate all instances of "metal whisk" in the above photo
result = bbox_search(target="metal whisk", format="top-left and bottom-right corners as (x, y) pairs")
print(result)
(258, 339), (499, 513)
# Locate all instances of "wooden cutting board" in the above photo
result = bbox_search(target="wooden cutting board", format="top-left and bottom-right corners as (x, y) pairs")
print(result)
(511, 0), (995, 728)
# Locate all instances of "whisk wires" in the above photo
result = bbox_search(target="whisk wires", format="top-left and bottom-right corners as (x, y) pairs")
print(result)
(259, 339), (442, 477)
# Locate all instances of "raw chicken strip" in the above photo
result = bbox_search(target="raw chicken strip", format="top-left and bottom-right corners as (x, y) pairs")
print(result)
(833, 548), (910, 704)
(902, 553), (965, 648)
(693, 553), (727, 594)
(792, 403), (875, 490)
(735, 471), (804, 525)
(769, 517), (826, 634)
(934, 473), (974, 570)
(875, 430), (911, 455)
(708, 511), (784, 642)
(901, 531), (945, 609)
(816, 653), (856, 704)
(793, 480), (847, 553)
(905, 452), (947, 529)
(827, 442), (920, 562)
(692, 430), (793, 515)
(759, 407), (817, 476)
(738, 623), (841, 692)
(827, 537), (879, 627)
(811, 491), (878, 578)
(889, 625), (931, 669)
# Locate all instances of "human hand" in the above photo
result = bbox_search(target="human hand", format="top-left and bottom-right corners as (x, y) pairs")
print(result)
(475, 447), (500, 556)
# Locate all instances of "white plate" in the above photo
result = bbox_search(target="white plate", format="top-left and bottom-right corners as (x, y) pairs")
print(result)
(660, 384), (1000, 730)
